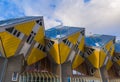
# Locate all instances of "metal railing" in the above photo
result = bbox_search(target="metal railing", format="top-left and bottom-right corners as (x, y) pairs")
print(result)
(19, 72), (60, 82)
(109, 79), (120, 82)
(68, 76), (102, 82)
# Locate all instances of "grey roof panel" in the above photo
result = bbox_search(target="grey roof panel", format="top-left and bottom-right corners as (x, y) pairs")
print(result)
(45, 26), (84, 39)
(0, 16), (42, 27)
(85, 34), (115, 48)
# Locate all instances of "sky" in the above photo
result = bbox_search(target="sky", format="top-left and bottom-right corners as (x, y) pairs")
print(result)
(0, 0), (120, 38)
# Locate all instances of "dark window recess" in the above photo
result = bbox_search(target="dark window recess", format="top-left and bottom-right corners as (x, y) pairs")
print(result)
(47, 40), (54, 49)
(43, 47), (46, 52)
(87, 51), (90, 55)
(29, 37), (34, 44)
(74, 44), (78, 50)
(34, 33), (36, 35)
(31, 31), (34, 34)
(116, 56), (119, 60)
(47, 44), (50, 48)
(81, 30), (84, 36)
(26, 35), (32, 43)
(50, 41), (54, 45)
(13, 30), (17, 35)
(48, 43), (52, 47)
(102, 47), (104, 50)
(68, 42), (71, 47)
(66, 41), (68, 45)
(86, 48), (94, 55)
(90, 48), (94, 52)
(37, 44), (41, 49)
(63, 39), (67, 43)
(16, 32), (21, 37)
(39, 45), (42, 50)
(63, 39), (71, 46)
(36, 20), (39, 24)
(39, 19), (43, 21)
(39, 22), (42, 26)
(5, 27), (14, 33)
(36, 20), (43, 26)
(26, 31), (36, 44)
(80, 52), (84, 57)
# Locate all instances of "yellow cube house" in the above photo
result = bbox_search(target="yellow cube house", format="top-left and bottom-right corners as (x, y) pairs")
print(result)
(45, 26), (85, 68)
(85, 35), (115, 70)
(0, 16), (46, 65)
(112, 41), (120, 76)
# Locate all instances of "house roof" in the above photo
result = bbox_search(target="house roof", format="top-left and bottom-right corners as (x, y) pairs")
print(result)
(45, 25), (84, 39)
(0, 16), (42, 27)
(85, 34), (115, 48)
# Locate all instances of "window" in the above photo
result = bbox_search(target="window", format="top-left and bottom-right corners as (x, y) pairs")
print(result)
(36, 20), (43, 26)
(109, 46), (113, 54)
(16, 32), (21, 37)
(13, 29), (17, 35)
(39, 22), (42, 26)
(5, 27), (14, 33)
(116, 56), (119, 60)
(26, 35), (31, 43)
(81, 30), (84, 36)
(6, 27), (22, 38)
(47, 41), (54, 49)
(12, 72), (18, 81)
(86, 48), (94, 55)
(37, 43), (46, 52)
(102, 47), (108, 53)
(63, 39), (72, 48)
(74, 44), (78, 51)
(26, 31), (36, 44)
(79, 51), (84, 57)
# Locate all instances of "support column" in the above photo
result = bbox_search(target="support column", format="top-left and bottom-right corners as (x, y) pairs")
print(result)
(61, 61), (72, 82)
(100, 66), (109, 82)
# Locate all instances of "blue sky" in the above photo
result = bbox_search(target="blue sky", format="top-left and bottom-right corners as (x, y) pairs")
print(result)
(0, 0), (120, 38)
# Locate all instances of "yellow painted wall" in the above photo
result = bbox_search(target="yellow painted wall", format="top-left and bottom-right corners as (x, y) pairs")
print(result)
(68, 32), (80, 45)
(27, 24), (46, 65)
(106, 60), (113, 70)
(15, 21), (35, 36)
(72, 55), (84, 69)
(49, 43), (60, 64)
(59, 32), (81, 64)
(27, 48), (46, 65)
(88, 49), (100, 68)
(99, 49), (106, 68)
(105, 40), (114, 70)
(78, 36), (85, 51)
(72, 36), (84, 69)
(0, 39), (6, 57)
(0, 32), (21, 57)
(59, 42), (71, 64)
(49, 32), (82, 64)
(105, 40), (114, 56)
(34, 26), (44, 45)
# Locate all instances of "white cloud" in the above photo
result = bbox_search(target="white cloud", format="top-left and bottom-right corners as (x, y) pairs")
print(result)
(11, 0), (61, 29)
(54, 0), (120, 36)
(11, 0), (120, 36)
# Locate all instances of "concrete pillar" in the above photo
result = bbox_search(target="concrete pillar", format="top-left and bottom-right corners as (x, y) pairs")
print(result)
(52, 61), (72, 82)
(100, 66), (109, 82)
(61, 61), (72, 82)
(3, 54), (25, 82)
